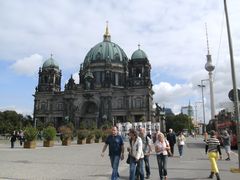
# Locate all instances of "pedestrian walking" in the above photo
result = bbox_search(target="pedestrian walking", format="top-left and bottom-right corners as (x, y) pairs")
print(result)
(221, 130), (231, 161)
(128, 128), (144, 180)
(101, 126), (124, 180)
(205, 130), (222, 180)
(177, 131), (186, 157)
(166, 128), (176, 156)
(155, 132), (170, 180)
(18, 130), (24, 146)
(139, 127), (152, 179)
(10, 131), (17, 148)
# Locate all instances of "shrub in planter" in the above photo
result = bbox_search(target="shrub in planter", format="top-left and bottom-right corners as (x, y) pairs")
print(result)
(59, 125), (73, 146)
(94, 129), (103, 143)
(86, 130), (95, 144)
(24, 126), (38, 149)
(77, 129), (88, 144)
(42, 126), (56, 147)
(102, 129), (111, 142)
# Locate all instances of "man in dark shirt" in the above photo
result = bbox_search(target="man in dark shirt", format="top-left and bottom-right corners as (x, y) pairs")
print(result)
(101, 126), (124, 180)
(166, 128), (176, 156)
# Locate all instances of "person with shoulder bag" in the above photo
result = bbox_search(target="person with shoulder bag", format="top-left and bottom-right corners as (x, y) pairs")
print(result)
(138, 128), (152, 179)
(155, 132), (170, 180)
(128, 129), (144, 180)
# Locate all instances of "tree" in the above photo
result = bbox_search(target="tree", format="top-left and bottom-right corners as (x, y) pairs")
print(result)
(0, 110), (33, 134)
(166, 113), (194, 133)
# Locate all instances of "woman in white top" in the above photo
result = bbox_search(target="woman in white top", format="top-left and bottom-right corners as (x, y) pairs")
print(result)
(155, 132), (170, 180)
(128, 129), (144, 180)
(177, 131), (186, 157)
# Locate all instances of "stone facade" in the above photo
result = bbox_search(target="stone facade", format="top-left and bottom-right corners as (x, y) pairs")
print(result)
(33, 27), (154, 128)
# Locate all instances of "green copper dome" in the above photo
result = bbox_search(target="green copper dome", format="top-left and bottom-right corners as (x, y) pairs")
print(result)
(131, 47), (148, 60)
(84, 26), (128, 65)
(42, 56), (59, 69)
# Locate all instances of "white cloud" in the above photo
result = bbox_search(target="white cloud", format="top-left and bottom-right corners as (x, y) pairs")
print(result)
(153, 82), (195, 113)
(0, 106), (32, 116)
(10, 54), (43, 76)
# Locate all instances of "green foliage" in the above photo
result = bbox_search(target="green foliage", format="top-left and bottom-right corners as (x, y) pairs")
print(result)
(166, 113), (194, 133)
(0, 110), (33, 134)
(87, 130), (95, 139)
(77, 129), (89, 140)
(139, 116), (145, 122)
(42, 126), (57, 141)
(127, 116), (133, 123)
(102, 128), (111, 140)
(58, 125), (73, 141)
(79, 121), (87, 129)
(94, 129), (103, 140)
(36, 120), (45, 131)
(24, 126), (38, 141)
(100, 123), (111, 130)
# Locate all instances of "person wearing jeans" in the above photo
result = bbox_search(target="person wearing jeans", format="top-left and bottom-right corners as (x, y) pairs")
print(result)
(177, 132), (186, 157)
(139, 128), (152, 179)
(155, 132), (170, 180)
(156, 154), (168, 180)
(101, 126), (124, 180)
(110, 155), (120, 179)
(129, 155), (144, 180)
(128, 129), (144, 180)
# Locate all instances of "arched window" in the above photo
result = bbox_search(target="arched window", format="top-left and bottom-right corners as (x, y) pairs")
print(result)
(136, 68), (142, 78)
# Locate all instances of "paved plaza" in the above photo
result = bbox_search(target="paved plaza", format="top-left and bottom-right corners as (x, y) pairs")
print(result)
(0, 137), (239, 180)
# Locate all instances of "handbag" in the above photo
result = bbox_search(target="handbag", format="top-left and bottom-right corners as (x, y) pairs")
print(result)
(167, 150), (172, 156)
(126, 153), (130, 164)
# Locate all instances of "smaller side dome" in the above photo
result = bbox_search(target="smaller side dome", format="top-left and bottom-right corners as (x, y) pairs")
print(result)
(42, 55), (59, 69)
(131, 45), (148, 60)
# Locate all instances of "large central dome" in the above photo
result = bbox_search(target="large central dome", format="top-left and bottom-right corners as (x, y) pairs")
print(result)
(84, 25), (128, 65)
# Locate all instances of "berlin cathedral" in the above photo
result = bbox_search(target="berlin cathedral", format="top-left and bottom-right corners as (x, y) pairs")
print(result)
(33, 25), (154, 128)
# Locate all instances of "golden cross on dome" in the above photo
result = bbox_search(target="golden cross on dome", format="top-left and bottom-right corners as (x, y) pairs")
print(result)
(105, 21), (110, 36)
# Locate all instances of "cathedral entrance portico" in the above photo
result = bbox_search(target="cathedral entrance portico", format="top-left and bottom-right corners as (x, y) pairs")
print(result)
(79, 101), (99, 128)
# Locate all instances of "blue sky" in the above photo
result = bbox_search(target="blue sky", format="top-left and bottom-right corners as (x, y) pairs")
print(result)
(1, 0), (240, 123)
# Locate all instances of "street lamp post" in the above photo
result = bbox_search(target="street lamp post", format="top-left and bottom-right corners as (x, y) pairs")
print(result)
(195, 101), (203, 135)
(198, 80), (208, 133)
(223, 0), (240, 170)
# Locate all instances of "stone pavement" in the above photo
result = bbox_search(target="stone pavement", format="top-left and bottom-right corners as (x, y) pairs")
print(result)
(0, 137), (239, 180)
